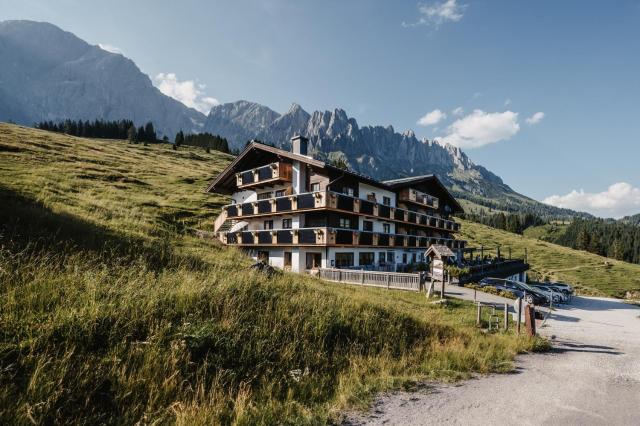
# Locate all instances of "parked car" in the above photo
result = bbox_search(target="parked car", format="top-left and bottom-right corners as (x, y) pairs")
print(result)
(509, 280), (551, 305)
(533, 284), (568, 303)
(547, 281), (574, 295)
(493, 285), (525, 299)
(478, 277), (506, 288)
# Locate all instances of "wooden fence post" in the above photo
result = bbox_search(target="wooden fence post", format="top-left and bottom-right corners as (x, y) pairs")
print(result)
(476, 303), (482, 326)
(516, 298), (522, 335)
(504, 303), (509, 331)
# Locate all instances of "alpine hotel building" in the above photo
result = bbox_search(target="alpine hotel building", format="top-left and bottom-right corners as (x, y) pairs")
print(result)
(208, 136), (467, 273)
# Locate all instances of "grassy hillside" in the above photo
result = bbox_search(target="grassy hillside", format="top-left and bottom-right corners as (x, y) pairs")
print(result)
(522, 222), (568, 241)
(459, 219), (640, 298)
(0, 124), (543, 424)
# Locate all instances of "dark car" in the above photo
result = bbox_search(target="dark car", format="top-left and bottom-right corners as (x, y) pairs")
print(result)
(494, 285), (524, 299)
(478, 277), (506, 288)
(508, 280), (549, 305)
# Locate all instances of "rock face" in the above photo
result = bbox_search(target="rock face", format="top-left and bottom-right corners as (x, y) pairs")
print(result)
(0, 20), (205, 137)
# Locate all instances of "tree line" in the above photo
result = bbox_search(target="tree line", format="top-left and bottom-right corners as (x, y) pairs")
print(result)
(174, 131), (230, 154)
(555, 218), (640, 264)
(463, 211), (545, 234)
(36, 119), (159, 144)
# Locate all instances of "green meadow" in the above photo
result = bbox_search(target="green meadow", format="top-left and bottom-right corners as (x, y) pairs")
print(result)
(0, 123), (556, 424)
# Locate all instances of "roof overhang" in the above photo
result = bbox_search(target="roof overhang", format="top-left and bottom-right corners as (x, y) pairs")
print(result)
(383, 175), (464, 214)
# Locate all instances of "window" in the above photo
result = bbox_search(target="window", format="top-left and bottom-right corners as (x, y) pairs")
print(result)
(362, 220), (373, 232)
(342, 186), (355, 196)
(383, 196), (391, 206)
(339, 217), (351, 228)
(387, 251), (395, 263)
(263, 220), (273, 230)
(383, 223), (391, 234)
(284, 252), (292, 268)
(257, 192), (272, 200)
(412, 253), (417, 263)
(367, 192), (376, 202)
(359, 252), (375, 266)
(275, 189), (285, 197)
(378, 252), (386, 264)
(402, 253), (407, 264)
(311, 182), (320, 192)
(282, 218), (292, 229)
(257, 251), (269, 262)
(335, 252), (354, 268)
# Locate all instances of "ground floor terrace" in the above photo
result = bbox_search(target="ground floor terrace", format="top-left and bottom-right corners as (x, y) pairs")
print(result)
(245, 246), (434, 273)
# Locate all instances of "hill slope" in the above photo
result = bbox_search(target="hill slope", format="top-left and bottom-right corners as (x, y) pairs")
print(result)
(0, 20), (205, 138)
(459, 220), (640, 298)
(0, 123), (542, 424)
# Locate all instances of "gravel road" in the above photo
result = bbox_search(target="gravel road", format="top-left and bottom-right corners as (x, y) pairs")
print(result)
(345, 296), (640, 425)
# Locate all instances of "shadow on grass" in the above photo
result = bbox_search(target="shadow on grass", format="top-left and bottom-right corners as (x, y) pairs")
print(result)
(0, 185), (205, 271)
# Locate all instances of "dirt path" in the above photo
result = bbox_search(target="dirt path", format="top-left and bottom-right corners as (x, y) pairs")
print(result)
(345, 296), (640, 425)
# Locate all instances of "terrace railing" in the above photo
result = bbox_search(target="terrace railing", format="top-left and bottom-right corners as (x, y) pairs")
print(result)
(317, 268), (426, 292)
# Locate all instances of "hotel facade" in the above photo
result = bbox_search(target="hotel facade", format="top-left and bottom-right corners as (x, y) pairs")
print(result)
(208, 136), (467, 273)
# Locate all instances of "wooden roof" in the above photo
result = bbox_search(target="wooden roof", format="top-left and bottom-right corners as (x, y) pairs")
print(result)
(425, 244), (456, 258)
(206, 142), (464, 214)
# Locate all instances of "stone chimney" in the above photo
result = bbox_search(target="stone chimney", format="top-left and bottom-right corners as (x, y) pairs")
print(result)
(291, 135), (309, 156)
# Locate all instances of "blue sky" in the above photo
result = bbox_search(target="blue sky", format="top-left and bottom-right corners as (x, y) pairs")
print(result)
(2, 0), (640, 217)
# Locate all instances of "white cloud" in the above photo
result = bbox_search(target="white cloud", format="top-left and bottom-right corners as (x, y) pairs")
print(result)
(526, 111), (545, 125)
(98, 43), (123, 55)
(403, 0), (467, 27)
(452, 106), (464, 116)
(436, 109), (520, 149)
(154, 73), (219, 114)
(417, 109), (447, 126)
(504, 98), (511, 106)
(543, 182), (640, 219)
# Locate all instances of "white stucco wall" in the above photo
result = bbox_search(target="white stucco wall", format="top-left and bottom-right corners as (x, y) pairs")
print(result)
(358, 183), (396, 206)
(231, 189), (257, 204)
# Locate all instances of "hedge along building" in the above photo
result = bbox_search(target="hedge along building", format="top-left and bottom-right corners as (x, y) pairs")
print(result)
(207, 136), (466, 273)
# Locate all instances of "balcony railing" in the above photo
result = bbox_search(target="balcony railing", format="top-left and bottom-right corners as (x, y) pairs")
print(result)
(398, 188), (439, 209)
(235, 162), (293, 188)
(222, 190), (460, 234)
(218, 226), (466, 249)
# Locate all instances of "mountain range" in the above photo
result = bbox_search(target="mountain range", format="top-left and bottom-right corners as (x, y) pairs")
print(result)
(0, 20), (586, 218)
(0, 20), (204, 138)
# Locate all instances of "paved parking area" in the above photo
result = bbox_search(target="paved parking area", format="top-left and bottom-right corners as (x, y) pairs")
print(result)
(346, 296), (640, 425)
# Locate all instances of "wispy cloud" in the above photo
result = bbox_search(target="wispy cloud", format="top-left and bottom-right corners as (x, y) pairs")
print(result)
(504, 98), (512, 106)
(543, 182), (640, 218)
(452, 106), (464, 116)
(98, 43), (123, 55)
(154, 73), (219, 114)
(436, 110), (520, 149)
(417, 109), (447, 126)
(525, 111), (545, 125)
(402, 0), (467, 28)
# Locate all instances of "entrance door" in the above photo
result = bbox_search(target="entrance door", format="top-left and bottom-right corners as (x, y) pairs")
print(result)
(284, 251), (292, 271)
(306, 252), (321, 269)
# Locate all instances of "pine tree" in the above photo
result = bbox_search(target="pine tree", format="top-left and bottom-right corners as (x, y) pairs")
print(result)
(127, 125), (136, 144)
(576, 228), (590, 251)
(611, 239), (625, 260)
(144, 122), (156, 143)
(175, 130), (184, 147)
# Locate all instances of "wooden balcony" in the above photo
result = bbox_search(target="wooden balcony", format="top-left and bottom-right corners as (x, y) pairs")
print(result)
(235, 162), (292, 189)
(398, 188), (439, 209)
(218, 227), (466, 249)
(220, 190), (460, 234)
